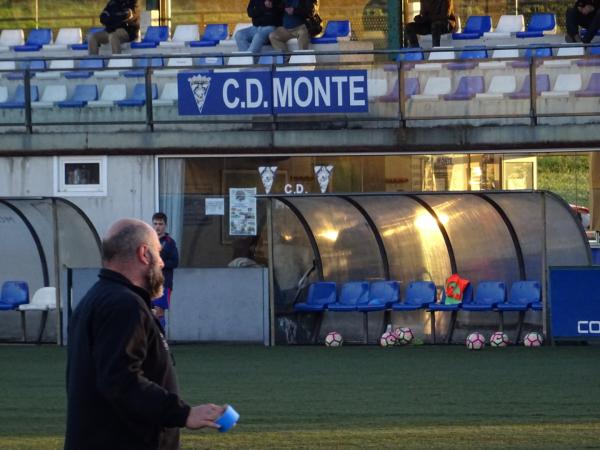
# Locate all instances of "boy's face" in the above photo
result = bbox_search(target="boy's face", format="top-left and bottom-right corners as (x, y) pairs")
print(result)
(580, 4), (595, 14)
(153, 219), (166, 237)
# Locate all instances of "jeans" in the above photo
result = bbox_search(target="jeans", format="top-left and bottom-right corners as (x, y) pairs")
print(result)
(235, 25), (276, 54)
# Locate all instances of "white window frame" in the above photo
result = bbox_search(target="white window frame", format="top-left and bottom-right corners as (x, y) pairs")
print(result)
(54, 156), (107, 196)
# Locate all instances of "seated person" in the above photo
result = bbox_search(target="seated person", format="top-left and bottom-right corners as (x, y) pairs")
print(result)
(565, 0), (600, 43)
(269, 0), (320, 56)
(404, 0), (457, 48)
(236, 0), (284, 56)
(89, 0), (140, 55)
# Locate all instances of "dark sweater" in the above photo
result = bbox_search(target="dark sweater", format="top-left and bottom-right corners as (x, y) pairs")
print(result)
(65, 269), (190, 450)
(247, 0), (283, 27)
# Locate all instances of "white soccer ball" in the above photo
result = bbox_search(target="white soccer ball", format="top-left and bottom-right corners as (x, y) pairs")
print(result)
(379, 331), (397, 347)
(523, 331), (544, 347)
(466, 332), (486, 350)
(489, 331), (510, 348)
(324, 331), (343, 347)
(394, 327), (414, 345)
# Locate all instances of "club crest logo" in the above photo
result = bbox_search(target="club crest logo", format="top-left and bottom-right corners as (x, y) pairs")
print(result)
(188, 74), (212, 113)
(258, 166), (278, 194)
(314, 165), (334, 193)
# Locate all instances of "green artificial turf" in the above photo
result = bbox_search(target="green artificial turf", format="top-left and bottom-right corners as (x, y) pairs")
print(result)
(1, 344), (599, 449)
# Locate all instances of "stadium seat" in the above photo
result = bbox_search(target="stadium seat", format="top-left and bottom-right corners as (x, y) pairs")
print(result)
(190, 23), (228, 47)
(197, 55), (225, 66)
(516, 13), (556, 38)
(475, 75), (517, 99)
(447, 46), (488, 70)
(0, 29), (25, 51)
(0, 86), (7, 103)
(35, 59), (75, 79)
(411, 76), (452, 100)
(483, 15), (524, 38)
(56, 84), (98, 107)
(115, 82), (158, 107)
(394, 47), (424, 70)
(428, 283), (473, 343)
(0, 84), (39, 108)
(131, 25), (169, 49)
(294, 281), (337, 312)
(123, 57), (164, 77)
(13, 28), (52, 52)
(496, 280), (540, 342)
(543, 45), (585, 67)
(44, 27), (82, 50)
(71, 27), (104, 51)
(452, 15), (492, 40)
(357, 280), (400, 312)
(462, 281), (506, 311)
(63, 58), (104, 79)
(392, 281), (436, 311)
(18, 286), (56, 344)
(96, 57), (133, 78)
(540, 73), (582, 98)
(479, 46), (520, 69)
(0, 60), (18, 78)
(379, 77), (420, 102)
(0, 280), (30, 342)
(415, 48), (455, 71)
(87, 83), (127, 107)
(4, 59), (46, 80)
(277, 50), (316, 71)
(154, 82), (178, 106)
(217, 52), (254, 72)
(154, 57), (194, 77)
(159, 24), (199, 48)
(575, 72), (600, 97)
(508, 74), (551, 99)
(311, 20), (351, 44)
(33, 84), (68, 108)
(328, 281), (369, 312)
(511, 45), (552, 68)
(443, 75), (484, 100)
(257, 54), (284, 65)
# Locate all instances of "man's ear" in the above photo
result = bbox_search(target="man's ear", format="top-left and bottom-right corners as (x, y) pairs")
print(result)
(138, 245), (150, 265)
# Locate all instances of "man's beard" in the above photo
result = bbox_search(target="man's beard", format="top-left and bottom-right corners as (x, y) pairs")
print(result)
(146, 254), (165, 299)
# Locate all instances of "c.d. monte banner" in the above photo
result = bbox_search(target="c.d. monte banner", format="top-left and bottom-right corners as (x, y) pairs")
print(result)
(178, 69), (369, 116)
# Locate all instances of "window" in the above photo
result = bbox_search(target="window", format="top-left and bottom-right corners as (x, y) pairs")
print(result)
(54, 156), (107, 196)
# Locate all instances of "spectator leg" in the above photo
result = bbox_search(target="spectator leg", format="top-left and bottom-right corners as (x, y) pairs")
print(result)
(404, 22), (422, 47)
(269, 27), (294, 54)
(235, 26), (255, 52)
(582, 10), (600, 43)
(88, 30), (109, 56)
(249, 26), (276, 54)
(292, 24), (311, 50)
(431, 21), (451, 48)
(109, 28), (131, 55)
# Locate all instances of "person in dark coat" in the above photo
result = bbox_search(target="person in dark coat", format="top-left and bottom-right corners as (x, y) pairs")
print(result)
(65, 218), (225, 450)
(89, 0), (140, 55)
(404, 0), (457, 47)
(565, 0), (600, 43)
(151, 212), (178, 329)
(236, 0), (284, 55)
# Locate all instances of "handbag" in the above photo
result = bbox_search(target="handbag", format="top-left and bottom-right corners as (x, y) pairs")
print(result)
(305, 13), (323, 37)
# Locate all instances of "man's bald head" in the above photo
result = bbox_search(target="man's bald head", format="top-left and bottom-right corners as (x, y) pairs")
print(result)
(102, 218), (155, 264)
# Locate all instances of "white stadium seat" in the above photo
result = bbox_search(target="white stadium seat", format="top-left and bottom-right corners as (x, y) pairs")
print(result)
(159, 24), (199, 48)
(33, 84), (68, 107)
(44, 28), (82, 50)
(0, 29), (25, 51)
(483, 15), (525, 38)
(479, 47), (520, 69)
(475, 75), (517, 99)
(543, 45), (585, 67)
(540, 73), (582, 98)
(95, 58), (133, 78)
(154, 82), (178, 106)
(410, 76), (452, 100)
(35, 59), (75, 79)
(88, 83), (127, 107)
(415, 49), (455, 71)
(277, 50), (317, 71)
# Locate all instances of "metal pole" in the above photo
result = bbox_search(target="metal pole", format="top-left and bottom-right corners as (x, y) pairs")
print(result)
(266, 198), (275, 346)
(35, 0), (39, 29)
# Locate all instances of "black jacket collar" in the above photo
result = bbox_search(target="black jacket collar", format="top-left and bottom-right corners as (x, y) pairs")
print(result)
(98, 268), (151, 305)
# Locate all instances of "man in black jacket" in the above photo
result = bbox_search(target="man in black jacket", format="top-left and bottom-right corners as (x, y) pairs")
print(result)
(404, 0), (457, 47)
(89, 0), (140, 55)
(565, 0), (600, 43)
(236, 0), (284, 55)
(65, 218), (225, 450)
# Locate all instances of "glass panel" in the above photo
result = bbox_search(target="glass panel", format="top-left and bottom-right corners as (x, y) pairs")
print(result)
(286, 196), (385, 283)
(55, 199), (101, 269)
(351, 195), (452, 289)
(419, 194), (521, 285)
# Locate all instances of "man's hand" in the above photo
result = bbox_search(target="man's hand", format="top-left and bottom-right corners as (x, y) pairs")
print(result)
(185, 404), (226, 429)
(264, 0), (273, 8)
(285, 6), (294, 14)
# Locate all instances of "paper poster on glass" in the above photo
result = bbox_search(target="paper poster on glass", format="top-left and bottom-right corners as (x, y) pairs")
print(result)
(229, 188), (257, 236)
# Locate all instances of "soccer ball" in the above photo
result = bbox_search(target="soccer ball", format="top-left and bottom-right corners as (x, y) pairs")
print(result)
(324, 331), (343, 347)
(489, 331), (510, 348)
(523, 331), (544, 347)
(466, 332), (486, 350)
(379, 331), (397, 347)
(394, 327), (414, 345)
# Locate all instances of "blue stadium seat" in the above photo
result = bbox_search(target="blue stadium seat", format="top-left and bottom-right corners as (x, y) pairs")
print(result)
(447, 46), (488, 70)
(0, 85), (39, 108)
(294, 281), (336, 312)
(189, 24), (228, 47)
(0, 281), (29, 310)
(197, 55), (226, 66)
(311, 20), (351, 44)
(71, 27), (104, 51)
(57, 84), (98, 107)
(257, 54), (284, 65)
(64, 58), (104, 79)
(428, 283), (473, 343)
(392, 281), (436, 311)
(357, 280), (399, 312)
(13, 28), (52, 52)
(516, 13), (556, 38)
(5, 59), (46, 80)
(443, 75), (485, 100)
(462, 280), (506, 311)
(328, 281), (368, 311)
(452, 15), (492, 40)
(123, 57), (164, 77)
(115, 83), (158, 107)
(496, 280), (541, 342)
(131, 26), (169, 49)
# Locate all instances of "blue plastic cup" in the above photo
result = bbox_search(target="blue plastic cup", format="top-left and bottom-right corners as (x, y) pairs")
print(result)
(216, 405), (240, 432)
